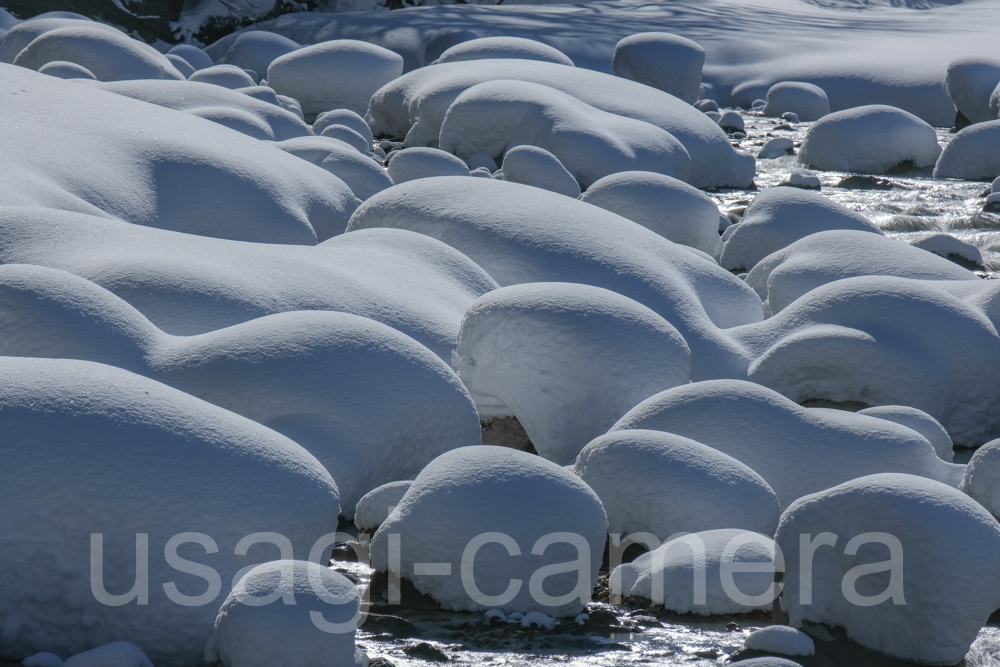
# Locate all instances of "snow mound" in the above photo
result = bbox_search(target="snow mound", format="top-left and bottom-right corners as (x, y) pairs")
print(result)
(574, 429), (780, 541)
(276, 136), (393, 200)
(0, 263), (482, 514)
(267, 39), (404, 121)
(320, 124), (372, 154)
(745, 230), (975, 314)
(207, 561), (361, 667)
(612, 32), (704, 105)
(579, 171), (723, 259)
(911, 233), (984, 267)
(369, 446), (607, 617)
(438, 80), (691, 189)
(58, 642), (154, 667)
(224, 31), (300, 82)
(454, 282), (690, 464)
(165, 54), (196, 78)
(355, 481), (413, 532)
(0, 18), (120, 64)
(859, 405), (954, 462)
(387, 147), (469, 183)
(313, 109), (375, 146)
(721, 187), (881, 272)
(611, 380), (962, 508)
(943, 57), (1000, 125)
(759, 137), (795, 160)
(775, 473), (1000, 665)
(186, 105), (275, 141)
(745, 626), (815, 657)
(37, 60), (95, 80)
(366, 59), (754, 189)
(189, 64), (257, 89)
(347, 177), (764, 380)
(717, 111), (744, 133)
(13, 25), (184, 82)
(762, 82), (829, 122)
(500, 145), (581, 198)
(798, 105), (941, 174)
(612, 529), (777, 615)
(0, 357), (339, 666)
(437, 36), (573, 66)
(933, 119), (1000, 181)
(168, 43), (214, 71)
(736, 276), (1000, 446)
(961, 439), (1000, 520)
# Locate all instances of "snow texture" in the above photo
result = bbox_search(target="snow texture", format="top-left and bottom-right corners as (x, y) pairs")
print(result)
(62, 643), (153, 667)
(437, 36), (574, 66)
(857, 406), (954, 462)
(0, 357), (340, 666)
(579, 171), (723, 259)
(500, 145), (581, 198)
(369, 447), (608, 617)
(798, 105), (941, 174)
(189, 64), (257, 89)
(224, 31), (301, 82)
(574, 429), (780, 541)
(387, 147), (470, 183)
(276, 136), (393, 200)
(943, 57), (1000, 125)
(910, 233), (984, 267)
(438, 79), (692, 189)
(744, 626), (815, 656)
(612, 32), (704, 105)
(762, 82), (830, 121)
(933, 119), (1000, 181)
(612, 380), (963, 508)
(355, 481), (413, 531)
(775, 473), (1000, 664)
(454, 282), (690, 464)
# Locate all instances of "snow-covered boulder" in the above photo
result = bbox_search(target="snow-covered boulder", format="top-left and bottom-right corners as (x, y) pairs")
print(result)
(500, 145), (581, 197)
(943, 57), (1000, 125)
(798, 105), (941, 174)
(721, 187), (881, 272)
(313, 108), (374, 146)
(961, 439), (1000, 519)
(438, 80), (691, 189)
(437, 36), (573, 66)
(347, 177), (764, 380)
(267, 40), (404, 121)
(320, 124), (372, 154)
(574, 429), (780, 541)
(611, 529), (777, 614)
(717, 110), (744, 133)
(37, 59), (96, 80)
(612, 32), (704, 105)
(355, 481), (412, 532)
(56, 642), (154, 667)
(762, 82), (829, 122)
(745, 627), (814, 657)
(775, 473), (1000, 665)
(369, 447), (607, 617)
(933, 119), (1000, 181)
(745, 230), (975, 314)
(167, 43), (214, 71)
(0, 18), (121, 64)
(579, 171), (723, 259)
(224, 31), (300, 82)
(276, 136), (393, 200)
(387, 147), (469, 183)
(366, 59), (754, 189)
(910, 233), (984, 267)
(206, 561), (362, 667)
(189, 64), (256, 89)
(165, 53), (196, 78)
(454, 282), (690, 464)
(859, 405), (954, 462)
(0, 357), (340, 666)
(758, 137), (795, 159)
(612, 380), (963, 508)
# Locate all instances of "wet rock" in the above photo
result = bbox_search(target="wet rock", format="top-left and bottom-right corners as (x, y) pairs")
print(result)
(368, 658), (397, 667)
(362, 614), (421, 638)
(480, 416), (537, 453)
(404, 642), (449, 662)
(836, 175), (894, 190)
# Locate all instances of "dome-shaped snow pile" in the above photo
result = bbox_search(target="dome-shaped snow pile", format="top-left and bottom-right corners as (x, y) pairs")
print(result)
(168, 43), (213, 71)
(0, 357), (340, 666)
(454, 282), (691, 464)
(0, 18), (118, 63)
(436, 36), (573, 66)
(223, 31), (300, 81)
(575, 429), (780, 541)
(721, 187), (882, 272)
(960, 439), (1000, 519)
(366, 58), (755, 188)
(943, 57), (1000, 126)
(611, 529), (778, 614)
(355, 481), (413, 532)
(277, 136), (392, 201)
(762, 82), (830, 122)
(207, 561), (363, 667)
(500, 145), (581, 198)
(369, 447), (608, 617)
(612, 32), (704, 105)
(775, 473), (1000, 664)
(347, 177), (764, 380)
(313, 109), (374, 144)
(858, 405), (954, 462)
(933, 119), (1000, 180)
(745, 626), (815, 657)
(189, 64), (256, 89)
(438, 80), (691, 188)
(387, 147), (470, 183)
(580, 171), (724, 259)
(612, 380), (962, 508)
(745, 229), (976, 314)
(38, 59), (95, 80)
(798, 105), (942, 174)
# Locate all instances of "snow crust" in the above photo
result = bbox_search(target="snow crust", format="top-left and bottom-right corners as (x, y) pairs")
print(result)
(612, 32), (704, 105)
(500, 146), (581, 198)
(387, 147), (470, 183)
(762, 82), (830, 121)
(276, 136), (393, 200)
(355, 481), (413, 531)
(933, 119), (1000, 181)
(744, 626), (815, 656)
(437, 36), (573, 66)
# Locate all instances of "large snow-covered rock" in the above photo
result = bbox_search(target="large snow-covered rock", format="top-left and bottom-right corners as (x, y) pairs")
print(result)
(366, 59), (754, 188)
(347, 177), (764, 380)
(500, 145), (581, 198)
(354, 481), (412, 532)
(580, 171), (724, 259)
(437, 36), (573, 66)
(943, 57), (1000, 125)
(189, 64), (256, 90)
(612, 32), (704, 105)
(276, 136), (393, 201)
(720, 187), (881, 272)
(224, 31), (300, 81)
(0, 18), (119, 64)
(612, 380), (963, 508)
(798, 105), (941, 174)
(438, 80), (691, 188)
(168, 43), (214, 71)
(745, 627), (815, 657)
(575, 429), (780, 541)
(313, 109), (375, 146)
(369, 447), (608, 617)
(857, 405), (954, 462)
(267, 39), (404, 121)
(387, 147), (469, 183)
(454, 282), (690, 464)
(774, 473), (1000, 665)
(960, 439), (1000, 519)
(38, 60), (96, 80)
(206, 561), (362, 667)
(0, 357), (340, 666)
(933, 119), (1000, 181)
(762, 81), (830, 121)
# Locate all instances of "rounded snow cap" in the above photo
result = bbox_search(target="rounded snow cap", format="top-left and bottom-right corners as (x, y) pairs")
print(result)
(744, 625), (815, 656)
(189, 64), (256, 90)
(612, 32), (705, 104)
(762, 82), (830, 122)
(437, 36), (573, 67)
(501, 145), (581, 198)
(387, 147), (470, 184)
(38, 60), (96, 80)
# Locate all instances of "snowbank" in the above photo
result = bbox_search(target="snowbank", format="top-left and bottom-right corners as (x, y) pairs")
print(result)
(369, 447), (608, 617)
(355, 481), (413, 531)
(224, 31), (301, 81)
(611, 380), (963, 508)
(762, 82), (829, 121)
(798, 105), (941, 174)
(276, 136), (393, 200)
(580, 171), (724, 259)
(775, 473), (1000, 665)
(387, 147), (470, 183)
(745, 627), (814, 657)
(438, 80), (691, 188)
(437, 36), (573, 66)
(943, 57), (1000, 125)
(858, 406), (954, 462)
(189, 64), (257, 89)
(933, 119), (1000, 181)
(454, 282), (691, 464)
(500, 145), (581, 198)
(574, 429), (780, 541)
(0, 357), (340, 666)
(612, 32), (704, 105)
